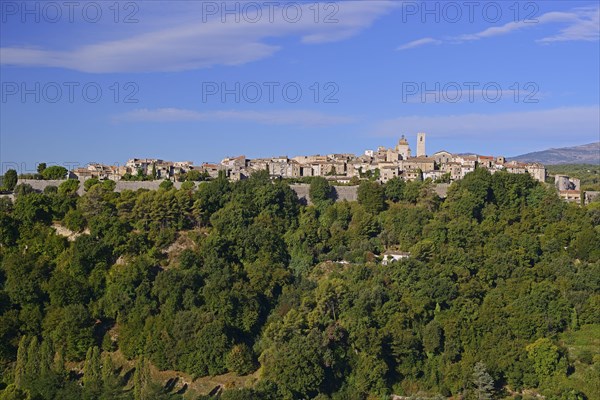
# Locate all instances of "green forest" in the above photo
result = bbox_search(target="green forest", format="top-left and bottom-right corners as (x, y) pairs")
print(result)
(0, 169), (599, 400)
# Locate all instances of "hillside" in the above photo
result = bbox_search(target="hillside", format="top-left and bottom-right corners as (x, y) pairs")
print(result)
(510, 142), (600, 165)
(1, 173), (599, 400)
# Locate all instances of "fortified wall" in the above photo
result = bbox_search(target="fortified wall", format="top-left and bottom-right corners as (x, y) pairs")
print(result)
(11, 180), (450, 203)
(16, 179), (361, 203)
(289, 184), (359, 205)
(18, 179), (184, 196)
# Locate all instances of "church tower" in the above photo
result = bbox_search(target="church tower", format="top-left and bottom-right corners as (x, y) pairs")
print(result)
(416, 132), (426, 157)
(396, 135), (410, 159)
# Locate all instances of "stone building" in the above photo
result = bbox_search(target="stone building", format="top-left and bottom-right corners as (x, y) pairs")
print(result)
(584, 191), (600, 205)
(559, 190), (581, 204)
(432, 150), (452, 165)
(396, 135), (411, 159)
(526, 163), (546, 183)
(555, 175), (580, 191)
(416, 132), (426, 157)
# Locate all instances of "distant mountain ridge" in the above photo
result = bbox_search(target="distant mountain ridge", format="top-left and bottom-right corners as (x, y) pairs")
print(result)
(509, 142), (600, 165)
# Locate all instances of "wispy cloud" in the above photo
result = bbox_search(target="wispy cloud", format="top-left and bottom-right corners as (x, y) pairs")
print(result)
(396, 37), (441, 50)
(114, 108), (356, 126)
(372, 106), (600, 141)
(397, 6), (599, 50)
(537, 7), (600, 43)
(1, 1), (397, 73)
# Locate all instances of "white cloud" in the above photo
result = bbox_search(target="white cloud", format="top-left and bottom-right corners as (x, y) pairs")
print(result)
(372, 106), (600, 141)
(398, 6), (599, 49)
(537, 7), (600, 43)
(1, 1), (397, 73)
(114, 108), (356, 126)
(396, 37), (441, 50)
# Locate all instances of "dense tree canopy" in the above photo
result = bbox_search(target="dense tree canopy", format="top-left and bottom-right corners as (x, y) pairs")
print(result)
(41, 166), (68, 180)
(0, 168), (598, 399)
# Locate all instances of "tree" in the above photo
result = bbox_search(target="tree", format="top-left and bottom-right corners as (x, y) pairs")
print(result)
(43, 185), (58, 195)
(24, 337), (40, 385)
(14, 336), (28, 388)
(54, 346), (66, 375)
(83, 346), (102, 399)
(4, 169), (18, 191)
(309, 177), (335, 209)
(102, 179), (117, 191)
(226, 344), (256, 375)
(472, 362), (494, 400)
(58, 179), (80, 195)
(352, 352), (388, 396)
(423, 320), (443, 355)
(0, 385), (31, 400)
(402, 180), (423, 203)
(181, 181), (195, 191)
(159, 180), (173, 190)
(185, 170), (203, 181)
(261, 333), (324, 398)
(14, 184), (34, 197)
(357, 181), (386, 213)
(133, 357), (151, 400)
(84, 178), (100, 191)
(63, 209), (86, 232)
(42, 304), (95, 361)
(39, 340), (53, 375)
(101, 353), (126, 400)
(384, 177), (405, 202)
(37, 163), (47, 174)
(526, 338), (565, 379)
(42, 166), (68, 180)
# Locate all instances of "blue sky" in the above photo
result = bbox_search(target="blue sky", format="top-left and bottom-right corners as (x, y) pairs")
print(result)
(1, 0), (599, 172)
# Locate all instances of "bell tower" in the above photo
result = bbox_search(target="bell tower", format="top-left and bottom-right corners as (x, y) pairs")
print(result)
(416, 132), (426, 157)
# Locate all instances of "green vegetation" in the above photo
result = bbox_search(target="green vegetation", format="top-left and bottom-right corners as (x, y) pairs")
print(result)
(546, 164), (600, 191)
(556, 324), (600, 399)
(16, 164), (69, 182)
(3, 170), (17, 191)
(0, 168), (598, 399)
(41, 166), (68, 180)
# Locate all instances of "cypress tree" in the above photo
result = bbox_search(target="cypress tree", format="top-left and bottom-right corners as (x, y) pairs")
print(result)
(24, 337), (39, 384)
(83, 346), (102, 398)
(53, 346), (66, 376)
(14, 336), (28, 388)
(101, 353), (124, 399)
(133, 357), (151, 400)
(39, 340), (53, 375)
(101, 352), (115, 384)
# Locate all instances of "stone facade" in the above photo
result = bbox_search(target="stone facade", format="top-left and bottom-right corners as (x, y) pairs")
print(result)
(51, 133), (548, 195)
(416, 132), (426, 157)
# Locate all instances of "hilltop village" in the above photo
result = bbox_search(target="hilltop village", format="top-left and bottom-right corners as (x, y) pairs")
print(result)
(72, 133), (547, 186)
